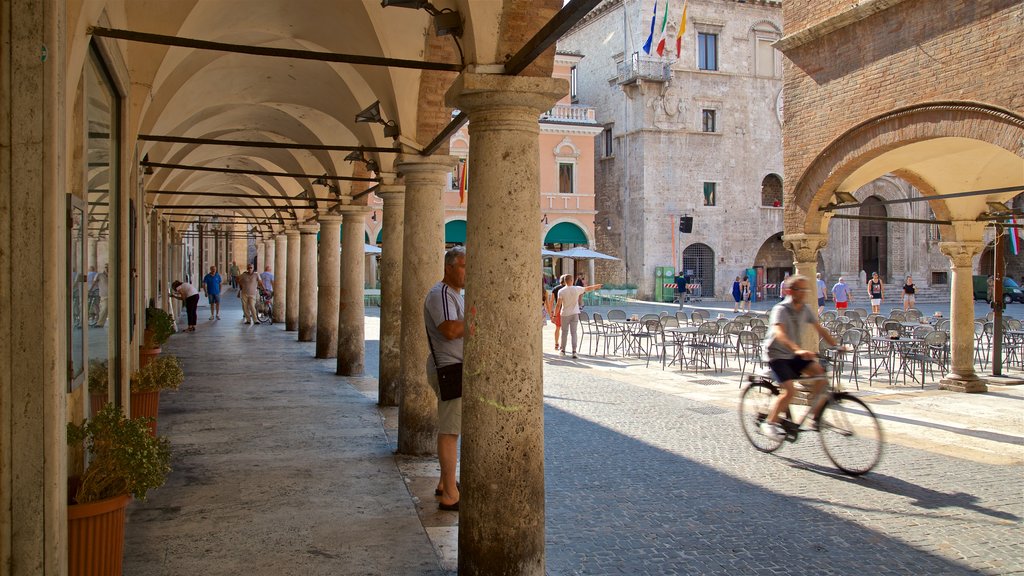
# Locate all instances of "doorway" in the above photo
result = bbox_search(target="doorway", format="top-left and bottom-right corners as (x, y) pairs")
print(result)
(859, 196), (888, 279)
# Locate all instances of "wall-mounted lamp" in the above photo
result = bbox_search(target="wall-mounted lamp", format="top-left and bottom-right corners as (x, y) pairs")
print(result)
(142, 154), (154, 175)
(344, 149), (381, 174)
(381, 0), (463, 37)
(820, 191), (859, 212)
(541, 214), (549, 225)
(371, 211), (378, 222)
(604, 217), (612, 231)
(354, 101), (400, 139)
(313, 174), (341, 196)
(986, 201), (1011, 214)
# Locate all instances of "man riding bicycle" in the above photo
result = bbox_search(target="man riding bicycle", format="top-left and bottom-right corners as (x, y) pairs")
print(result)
(760, 274), (841, 441)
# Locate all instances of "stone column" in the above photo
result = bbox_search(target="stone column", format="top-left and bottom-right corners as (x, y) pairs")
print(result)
(148, 210), (159, 307)
(447, 72), (566, 576)
(396, 155), (458, 454)
(940, 237), (987, 393)
(162, 222), (172, 314)
(273, 233), (288, 324)
(263, 234), (276, 278)
(376, 183), (405, 405)
(298, 223), (319, 342)
(337, 206), (371, 374)
(315, 215), (341, 358)
(285, 228), (301, 331)
(367, 252), (378, 288)
(784, 232), (828, 349)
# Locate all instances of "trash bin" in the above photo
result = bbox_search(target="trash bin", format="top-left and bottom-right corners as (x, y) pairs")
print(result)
(655, 266), (675, 302)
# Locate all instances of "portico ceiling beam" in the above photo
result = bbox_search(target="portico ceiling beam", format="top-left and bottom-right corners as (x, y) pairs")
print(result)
(142, 161), (380, 182)
(155, 203), (319, 209)
(88, 27), (463, 72)
(147, 189), (324, 201)
(821, 184), (1024, 211)
(159, 212), (297, 221)
(138, 134), (398, 154)
(829, 213), (1024, 228)
(421, 0), (602, 155)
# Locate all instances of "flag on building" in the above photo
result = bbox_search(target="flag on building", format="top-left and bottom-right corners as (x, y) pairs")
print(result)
(655, 0), (671, 56)
(1010, 217), (1020, 255)
(457, 157), (468, 205)
(675, 0), (688, 58)
(642, 1), (658, 55)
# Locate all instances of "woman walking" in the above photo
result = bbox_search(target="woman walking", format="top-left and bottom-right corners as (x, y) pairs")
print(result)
(902, 276), (916, 311)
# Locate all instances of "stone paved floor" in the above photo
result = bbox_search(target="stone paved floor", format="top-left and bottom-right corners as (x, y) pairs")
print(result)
(124, 296), (1024, 575)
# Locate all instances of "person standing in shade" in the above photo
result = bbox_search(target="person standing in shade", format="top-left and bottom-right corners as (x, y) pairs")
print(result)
(90, 263), (109, 327)
(202, 265), (223, 320)
(867, 272), (884, 314)
(229, 261), (240, 292)
(259, 265), (275, 298)
(237, 263), (260, 325)
(554, 273), (603, 359)
(815, 272), (828, 316)
(831, 277), (853, 316)
(902, 276), (916, 311)
(170, 280), (200, 332)
(424, 246), (466, 511)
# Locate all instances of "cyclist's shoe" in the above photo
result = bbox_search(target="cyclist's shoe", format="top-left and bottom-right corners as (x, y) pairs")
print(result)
(804, 419), (819, 432)
(759, 421), (785, 441)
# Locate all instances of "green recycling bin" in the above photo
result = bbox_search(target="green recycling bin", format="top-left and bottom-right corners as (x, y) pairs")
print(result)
(655, 266), (675, 302)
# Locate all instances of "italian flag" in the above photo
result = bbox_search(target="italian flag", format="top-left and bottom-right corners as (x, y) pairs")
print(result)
(655, 0), (670, 56)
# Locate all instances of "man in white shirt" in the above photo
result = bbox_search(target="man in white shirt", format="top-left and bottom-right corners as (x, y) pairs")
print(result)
(553, 273), (603, 359)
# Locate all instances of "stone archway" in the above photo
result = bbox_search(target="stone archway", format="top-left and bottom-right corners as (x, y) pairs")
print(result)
(753, 232), (792, 295)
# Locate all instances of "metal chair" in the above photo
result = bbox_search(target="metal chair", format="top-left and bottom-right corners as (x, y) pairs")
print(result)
(736, 330), (763, 386)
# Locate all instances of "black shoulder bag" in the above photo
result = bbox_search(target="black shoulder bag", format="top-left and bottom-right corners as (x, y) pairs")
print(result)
(427, 334), (463, 401)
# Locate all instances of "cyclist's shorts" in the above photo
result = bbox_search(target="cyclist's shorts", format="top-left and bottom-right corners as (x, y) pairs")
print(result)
(768, 357), (814, 383)
(208, 293), (220, 304)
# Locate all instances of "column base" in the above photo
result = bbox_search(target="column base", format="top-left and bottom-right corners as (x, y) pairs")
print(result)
(938, 374), (988, 393)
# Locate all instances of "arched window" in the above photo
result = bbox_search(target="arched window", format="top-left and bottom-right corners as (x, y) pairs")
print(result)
(761, 174), (783, 207)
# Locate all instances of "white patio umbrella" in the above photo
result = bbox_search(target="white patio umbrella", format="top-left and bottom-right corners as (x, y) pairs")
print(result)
(552, 246), (619, 261)
(339, 244), (382, 254)
(541, 248), (562, 257)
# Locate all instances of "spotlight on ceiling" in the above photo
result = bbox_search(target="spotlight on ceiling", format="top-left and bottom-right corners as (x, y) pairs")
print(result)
(986, 201), (1011, 214)
(344, 149), (381, 175)
(354, 100), (400, 139)
(380, 0), (463, 37)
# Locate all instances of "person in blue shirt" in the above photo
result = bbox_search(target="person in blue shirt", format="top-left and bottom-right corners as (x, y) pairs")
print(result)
(831, 277), (853, 316)
(202, 265), (223, 320)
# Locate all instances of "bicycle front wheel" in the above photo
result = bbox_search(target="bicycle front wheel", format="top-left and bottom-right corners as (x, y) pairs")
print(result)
(739, 382), (785, 453)
(819, 393), (883, 476)
(256, 302), (272, 324)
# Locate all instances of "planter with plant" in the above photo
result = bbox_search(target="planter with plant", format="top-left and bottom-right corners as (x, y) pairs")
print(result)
(130, 355), (184, 435)
(88, 359), (109, 417)
(67, 403), (171, 576)
(141, 306), (175, 366)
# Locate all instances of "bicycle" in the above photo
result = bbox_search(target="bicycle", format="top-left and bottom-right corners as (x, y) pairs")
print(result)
(87, 288), (100, 327)
(739, 363), (883, 476)
(255, 289), (273, 324)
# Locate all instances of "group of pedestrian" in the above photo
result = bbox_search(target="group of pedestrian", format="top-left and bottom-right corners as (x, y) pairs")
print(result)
(825, 272), (917, 314)
(168, 260), (276, 332)
(731, 276), (752, 313)
(545, 273), (602, 358)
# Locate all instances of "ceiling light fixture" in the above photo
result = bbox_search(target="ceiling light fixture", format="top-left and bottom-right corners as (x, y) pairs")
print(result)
(344, 149), (381, 174)
(380, 0), (463, 37)
(354, 101), (401, 140)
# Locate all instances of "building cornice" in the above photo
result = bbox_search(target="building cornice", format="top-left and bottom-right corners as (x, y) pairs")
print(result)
(775, 0), (911, 53)
(540, 123), (605, 136)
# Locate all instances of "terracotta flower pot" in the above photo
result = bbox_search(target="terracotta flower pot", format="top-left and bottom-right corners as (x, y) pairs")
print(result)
(130, 390), (161, 436)
(89, 393), (108, 418)
(67, 494), (131, 576)
(139, 345), (161, 369)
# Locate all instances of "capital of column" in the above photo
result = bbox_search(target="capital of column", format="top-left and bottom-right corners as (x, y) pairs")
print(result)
(316, 214), (343, 226)
(335, 205), (372, 217)
(782, 233), (828, 264)
(445, 72), (568, 117)
(298, 222), (320, 235)
(940, 241), (985, 267)
(263, 233), (275, 243)
(395, 154), (458, 183)
(285, 226), (301, 238)
(376, 184), (406, 205)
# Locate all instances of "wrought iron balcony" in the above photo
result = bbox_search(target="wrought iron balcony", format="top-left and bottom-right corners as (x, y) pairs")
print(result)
(617, 56), (671, 85)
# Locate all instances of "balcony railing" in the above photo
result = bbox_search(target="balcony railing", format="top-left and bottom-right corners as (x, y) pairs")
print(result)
(541, 104), (598, 124)
(617, 56), (671, 85)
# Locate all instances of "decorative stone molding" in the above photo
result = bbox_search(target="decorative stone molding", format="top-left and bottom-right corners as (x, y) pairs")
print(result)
(939, 241), (984, 268)
(782, 233), (828, 264)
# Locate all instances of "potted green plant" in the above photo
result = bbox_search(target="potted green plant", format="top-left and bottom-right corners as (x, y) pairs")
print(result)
(67, 403), (171, 576)
(141, 306), (175, 367)
(87, 359), (109, 417)
(130, 355), (184, 435)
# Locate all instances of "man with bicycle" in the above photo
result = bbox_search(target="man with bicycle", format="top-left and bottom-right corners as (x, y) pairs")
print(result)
(761, 275), (840, 441)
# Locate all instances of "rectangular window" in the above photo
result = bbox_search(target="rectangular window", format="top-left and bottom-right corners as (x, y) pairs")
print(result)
(698, 33), (718, 71)
(701, 109), (716, 133)
(702, 182), (716, 206)
(603, 127), (614, 157)
(931, 271), (948, 285)
(756, 37), (776, 77)
(559, 163), (575, 194)
(570, 66), (578, 102)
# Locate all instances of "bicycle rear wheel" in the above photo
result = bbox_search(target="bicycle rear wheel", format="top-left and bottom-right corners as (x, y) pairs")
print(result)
(739, 382), (785, 453)
(819, 392), (883, 475)
(256, 301), (272, 324)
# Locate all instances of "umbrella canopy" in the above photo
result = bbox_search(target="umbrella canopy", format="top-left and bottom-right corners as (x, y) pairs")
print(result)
(541, 249), (562, 257)
(340, 244), (382, 254)
(552, 247), (619, 261)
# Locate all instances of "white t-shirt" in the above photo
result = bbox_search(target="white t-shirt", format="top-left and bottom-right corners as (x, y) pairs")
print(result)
(176, 283), (198, 299)
(424, 281), (464, 368)
(558, 285), (586, 317)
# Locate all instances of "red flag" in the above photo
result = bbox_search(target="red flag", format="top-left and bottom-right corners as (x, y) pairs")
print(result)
(458, 158), (467, 205)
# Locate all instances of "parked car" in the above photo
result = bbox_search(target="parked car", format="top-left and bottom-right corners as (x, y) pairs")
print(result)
(972, 275), (1024, 304)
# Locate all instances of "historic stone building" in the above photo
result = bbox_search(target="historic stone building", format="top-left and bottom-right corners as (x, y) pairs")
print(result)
(559, 0), (788, 299)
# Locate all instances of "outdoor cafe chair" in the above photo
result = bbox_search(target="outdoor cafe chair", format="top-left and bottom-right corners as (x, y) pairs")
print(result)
(888, 310), (906, 322)
(607, 309), (627, 322)
(904, 330), (949, 387)
(905, 308), (923, 321)
(735, 330), (763, 386)
(675, 311), (689, 325)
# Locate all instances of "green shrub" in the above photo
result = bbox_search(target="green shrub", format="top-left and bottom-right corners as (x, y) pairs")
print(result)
(88, 359), (109, 395)
(132, 355), (184, 393)
(67, 403), (171, 503)
(145, 307), (175, 347)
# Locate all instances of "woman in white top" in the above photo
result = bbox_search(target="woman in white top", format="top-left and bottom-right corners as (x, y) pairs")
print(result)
(553, 274), (603, 359)
(170, 280), (201, 332)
